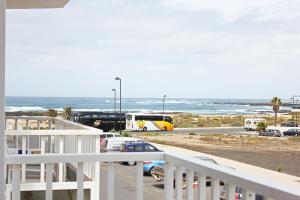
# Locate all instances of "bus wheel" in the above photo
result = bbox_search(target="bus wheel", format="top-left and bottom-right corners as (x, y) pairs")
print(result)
(164, 127), (167, 131)
(143, 127), (147, 132)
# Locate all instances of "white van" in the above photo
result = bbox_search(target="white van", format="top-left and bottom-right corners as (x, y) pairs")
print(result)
(100, 133), (121, 146)
(244, 118), (266, 131)
(102, 137), (144, 152)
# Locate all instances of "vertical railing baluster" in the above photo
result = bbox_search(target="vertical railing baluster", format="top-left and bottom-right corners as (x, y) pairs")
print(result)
(21, 135), (26, 182)
(11, 164), (21, 200)
(212, 178), (220, 200)
(46, 164), (53, 200)
(26, 120), (29, 149)
(40, 136), (45, 182)
(91, 135), (100, 200)
(228, 184), (236, 200)
(15, 119), (18, 148)
(59, 135), (64, 182)
(164, 162), (174, 200)
(107, 162), (115, 200)
(48, 120), (52, 153)
(175, 166), (183, 200)
(198, 174), (206, 200)
(37, 120), (41, 149)
(136, 161), (143, 200)
(77, 162), (84, 200)
(78, 135), (82, 154)
(186, 169), (194, 200)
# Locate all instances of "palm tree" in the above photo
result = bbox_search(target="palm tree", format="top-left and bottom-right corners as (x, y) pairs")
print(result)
(63, 107), (72, 120)
(271, 97), (282, 127)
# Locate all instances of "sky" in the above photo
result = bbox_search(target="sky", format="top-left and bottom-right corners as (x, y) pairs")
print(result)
(5, 0), (300, 99)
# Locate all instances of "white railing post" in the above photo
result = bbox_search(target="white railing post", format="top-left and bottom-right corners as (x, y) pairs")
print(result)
(21, 135), (26, 182)
(136, 161), (143, 200)
(37, 120), (41, 148)
(107, 162), (115, 200)
(78, 135), (82, 154)
(212, 179), (220, 200)
(186, 169), (194, 200)
(11, 165), (21, 200)
(15, 119), (18, 148)
(46, 164), (53, 200)
(59, 135), (64, 182)
(228, 184), (236, 200)
(48, 120), (53, 153)
(175, 166), (183, 200)
(91, 135), (100, 200)
(14, 119), (18, 130)
(40, 136), (46, 182)
(198, 174), (206, 200)
(164, 162), (174, 200)
(77, 162), (84, 200)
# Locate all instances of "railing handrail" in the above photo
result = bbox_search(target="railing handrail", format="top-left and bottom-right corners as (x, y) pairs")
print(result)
(165, 152), (300, 200)
(5, 152), (165, 164)
(5, 151), (300, 200)
(5, 116), (52, 120)
(5, 130), (101, 136)
(53, 118), (100, 131)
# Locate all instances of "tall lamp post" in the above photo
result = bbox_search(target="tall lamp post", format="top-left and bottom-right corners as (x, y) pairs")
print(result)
(163, 95), (167, 114)
(112, 89), (116, 131)
(291, 95), (299, 122)
(112, 89), (116, 112)
(163, 94), (167, 120)
(115, 77), (122, 134)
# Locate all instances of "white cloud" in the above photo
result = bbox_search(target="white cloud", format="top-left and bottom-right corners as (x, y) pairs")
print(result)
(161, 0), (300, 22)
(5, 0), (300, 98)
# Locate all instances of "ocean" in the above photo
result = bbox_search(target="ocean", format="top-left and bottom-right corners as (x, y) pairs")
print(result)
(5, 97), (291, 115)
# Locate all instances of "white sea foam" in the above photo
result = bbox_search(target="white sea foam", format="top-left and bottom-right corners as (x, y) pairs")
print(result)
(5, 106), (46, 112)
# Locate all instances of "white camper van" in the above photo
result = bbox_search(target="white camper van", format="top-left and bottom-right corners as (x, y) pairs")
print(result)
(244, 118), (266, 131)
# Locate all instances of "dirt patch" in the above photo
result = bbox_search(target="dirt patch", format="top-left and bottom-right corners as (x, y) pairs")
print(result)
(139, 134), (300, 177)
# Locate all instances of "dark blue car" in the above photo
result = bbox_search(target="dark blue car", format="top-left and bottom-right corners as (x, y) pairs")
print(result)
(120, 142), (162, 166)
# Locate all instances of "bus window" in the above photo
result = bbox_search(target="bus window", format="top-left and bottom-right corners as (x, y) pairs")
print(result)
(126, 115), (132, 120)
(164, 116), (173, 124)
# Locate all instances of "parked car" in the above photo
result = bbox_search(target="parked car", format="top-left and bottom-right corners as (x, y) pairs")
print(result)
(258, 129), (281, 137)
(244, 118), (266, 131)
(143, 160), (165, 175)
(283, 129), (300, 136)
(281, 121), (298, 127)
(101, 137), (143, 152)
(152, 156), (234, 183)
(120, 142), (162, 165)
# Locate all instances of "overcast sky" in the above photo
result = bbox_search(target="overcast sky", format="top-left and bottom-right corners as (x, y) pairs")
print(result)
(5, 0), (300, 99)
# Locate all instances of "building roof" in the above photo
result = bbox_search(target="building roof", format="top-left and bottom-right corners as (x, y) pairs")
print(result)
(7, 0), (69, 9)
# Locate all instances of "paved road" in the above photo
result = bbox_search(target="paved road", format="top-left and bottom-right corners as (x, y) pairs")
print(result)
(168, 127), (253, 135)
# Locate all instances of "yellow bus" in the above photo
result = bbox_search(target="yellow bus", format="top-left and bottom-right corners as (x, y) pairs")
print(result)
(125, 113), (174, 131)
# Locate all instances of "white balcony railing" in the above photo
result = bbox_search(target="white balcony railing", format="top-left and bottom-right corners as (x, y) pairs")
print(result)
(4, 116), (300, 200)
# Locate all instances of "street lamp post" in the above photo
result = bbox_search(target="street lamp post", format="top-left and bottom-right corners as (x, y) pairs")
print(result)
(163, 95), (167, 115)
(112, 89), (116, 112)
(115, 77), (122, 134)
(112, 89), (116, 131)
